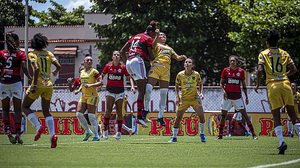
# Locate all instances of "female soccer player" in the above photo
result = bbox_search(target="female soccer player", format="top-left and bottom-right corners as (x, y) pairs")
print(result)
(217, 55), (257, 140)
(75, 56), (102, 141)
(144, 32), (186, 126)
(0, 32), (32, 144)
(169, 58), (206, 143)
(101, 51), (135, 140)
(120, 21), (158, 127)
(22, 33), (61, 148)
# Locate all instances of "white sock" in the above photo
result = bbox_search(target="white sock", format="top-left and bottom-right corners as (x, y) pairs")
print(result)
(199, 122), (205, 134)
(27, 113), (41, 132)
(294, 123), (300, 138)
(288, 121), (293, 133)
(144, 84), (153, 111)
(76, 112), (91, 133)
(45, 116), (55, 137)
(274, 126), (284, 146)
(88, 113), (99, 138)
(122, 124), (131, 132)
(172, 128), (179, 138)
(158, 88), (168, 118)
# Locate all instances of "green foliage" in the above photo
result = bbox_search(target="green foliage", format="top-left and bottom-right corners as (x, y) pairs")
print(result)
(32, 0), (87, 26)
(220, 0), (300, 82)
(92, 0), (236, 85)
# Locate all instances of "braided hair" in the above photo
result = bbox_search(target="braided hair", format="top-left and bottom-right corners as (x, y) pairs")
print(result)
(31, 33), (48, 50)
(6, 32), (19, 52)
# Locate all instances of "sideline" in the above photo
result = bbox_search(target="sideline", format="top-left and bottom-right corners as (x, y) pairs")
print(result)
(249, 158), (300, 168)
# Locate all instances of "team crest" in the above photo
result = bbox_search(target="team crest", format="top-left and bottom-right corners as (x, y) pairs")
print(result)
(236, 72), (240, 77)
(118, 69), (122, 73)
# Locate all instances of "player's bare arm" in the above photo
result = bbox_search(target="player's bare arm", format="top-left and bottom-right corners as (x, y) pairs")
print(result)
(255, 64), (264, 93)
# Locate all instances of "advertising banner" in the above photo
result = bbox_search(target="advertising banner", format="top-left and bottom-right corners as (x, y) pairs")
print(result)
(0, 112), (292, 137)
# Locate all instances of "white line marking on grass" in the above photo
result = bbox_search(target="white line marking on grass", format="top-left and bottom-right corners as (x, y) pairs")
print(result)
(249, 158), (300, 168)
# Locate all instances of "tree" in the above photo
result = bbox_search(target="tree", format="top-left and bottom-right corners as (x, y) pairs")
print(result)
(0, 0), (46, 49)
(32, 0), (87, 26)
(91, 0), (236, 85)
(220, 0), (300, 83)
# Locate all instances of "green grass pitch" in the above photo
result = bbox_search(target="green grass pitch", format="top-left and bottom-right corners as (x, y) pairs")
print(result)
(1, 134), (300, 168)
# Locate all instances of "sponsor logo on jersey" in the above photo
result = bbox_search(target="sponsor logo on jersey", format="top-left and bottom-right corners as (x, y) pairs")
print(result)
(228, 78), (240, 84)
(108, 74), (122, 80)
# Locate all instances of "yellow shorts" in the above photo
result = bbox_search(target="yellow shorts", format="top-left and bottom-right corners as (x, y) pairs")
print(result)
(148, 65), (170, 82)
(79, 95), (99, 106)
(26, 86), (53, 100)
(177, 98), (202, 112)
(267, 80), (293, 110)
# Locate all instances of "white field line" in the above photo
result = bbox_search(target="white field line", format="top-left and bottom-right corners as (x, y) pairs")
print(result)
(249, 158), (300, 168)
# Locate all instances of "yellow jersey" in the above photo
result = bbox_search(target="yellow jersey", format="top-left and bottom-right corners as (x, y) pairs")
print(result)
(28, 50), (57, 87)
(258, 48), (294, 84)
(294, 91), (300, 113)
(80, 68), (100, 96)
(152, 43), (176, 69)
(176, 70), (201, 100)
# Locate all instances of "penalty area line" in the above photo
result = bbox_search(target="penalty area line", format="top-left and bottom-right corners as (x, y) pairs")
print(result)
(249, 158), (300, 168)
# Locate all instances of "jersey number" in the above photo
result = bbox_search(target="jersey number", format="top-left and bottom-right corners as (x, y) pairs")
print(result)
(40, 57), (48, 73)
(5, 57), (13, 68)
(130, 40), (140, 51)
(270, 57), (282, 73)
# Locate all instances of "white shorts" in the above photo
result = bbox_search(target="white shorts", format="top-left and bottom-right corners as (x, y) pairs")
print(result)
(106, 91), (124, 101)
(126, 56), (147, 81)
(0, 82), (23, 100)
(221, 98), (245, 111)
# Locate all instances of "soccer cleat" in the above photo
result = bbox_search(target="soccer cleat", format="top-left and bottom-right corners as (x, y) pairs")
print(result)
(136, 119), (148, 128)
(278, 142), (287, 155)
(103, 130), (109, 140)
(92, 137), (100, 141)
(200, 134), (206, 142)
(51, 135), (58, 148)
(83, 132), (92, 141)
(227, 133), (232, 137)
(128, 129), (132, 137)
(168, 137), (177, 143)
(5, 127), (16, 144)
(115, 132), (121, 140)
(34, 126), (44, 141)
(15, 134), (23, 144)
(157, 118), (166, 126)
(288, 131), (294, 138)
(253, 135), (258, 140)
(216, 136), (223, 140)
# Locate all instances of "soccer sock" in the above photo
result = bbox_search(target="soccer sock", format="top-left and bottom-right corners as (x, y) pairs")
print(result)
(172, 127), (179, 138)
(230, 120), (236, 133)
(219, 124), (224, 136)
(294, 123), (300, 137)
(137, 99), (144, 119)
(15, 123), (21, 134)
(247, 123), (255, 135)
(288, 121), (293, 133)
(122, 124), (131, 132)
(274, 125), (284, 146)
(144, 84), (153, 111)
(104, 117), (110, 131)
(27, 113), (41, 132)
(88, 113), (99, 138)
(199, 122), (205, 134)
(45, 116), (55, 137)
(158, 88), (168, 119)
(117, 120), (123, 132)
(3, 119), (10, 130)
(76, 112), (91, 133)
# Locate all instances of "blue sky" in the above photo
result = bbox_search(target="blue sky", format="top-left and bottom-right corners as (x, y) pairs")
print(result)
(25, 0), (93, 12)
